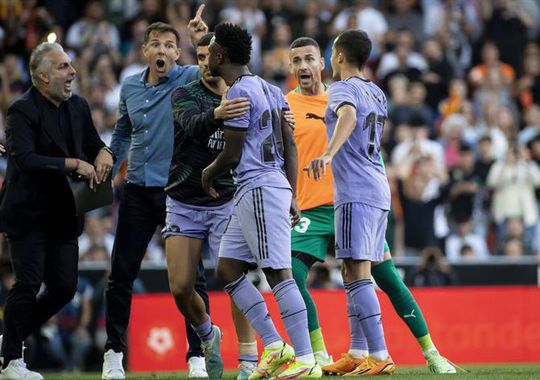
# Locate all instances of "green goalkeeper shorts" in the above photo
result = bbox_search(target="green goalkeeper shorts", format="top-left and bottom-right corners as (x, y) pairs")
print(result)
(291, 205), (391, 262)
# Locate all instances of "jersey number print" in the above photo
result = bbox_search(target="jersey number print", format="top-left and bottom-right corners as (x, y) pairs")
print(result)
(363, 112), (386, 161)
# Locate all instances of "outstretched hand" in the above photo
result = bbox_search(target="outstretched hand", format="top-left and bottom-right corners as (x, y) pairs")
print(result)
(304, 154), (332, 181)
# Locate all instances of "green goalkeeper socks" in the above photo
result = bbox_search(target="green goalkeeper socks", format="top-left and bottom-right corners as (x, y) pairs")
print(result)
(372, 259), (435, 352)
(292, 256), (328, 353)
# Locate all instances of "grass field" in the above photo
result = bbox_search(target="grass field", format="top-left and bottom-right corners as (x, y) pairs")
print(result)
(39, 364), (540, 380)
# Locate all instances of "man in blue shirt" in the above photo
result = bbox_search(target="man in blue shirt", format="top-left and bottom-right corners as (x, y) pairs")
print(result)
(103, 12), (210, 380)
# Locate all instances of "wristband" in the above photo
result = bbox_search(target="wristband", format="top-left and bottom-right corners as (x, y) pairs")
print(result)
(101, 146), (117, 162)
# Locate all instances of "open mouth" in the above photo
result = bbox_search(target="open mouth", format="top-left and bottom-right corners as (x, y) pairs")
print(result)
(64, 78), (73, 91)
(156, 58), (166, 70)
(299, 73), (312, 81)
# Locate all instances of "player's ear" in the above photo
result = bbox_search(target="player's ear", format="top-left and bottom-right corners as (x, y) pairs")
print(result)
(320, 57), (325, 70)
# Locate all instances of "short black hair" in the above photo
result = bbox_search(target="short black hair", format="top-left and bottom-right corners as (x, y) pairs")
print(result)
(408, 113), (427, 128)
(459, 142), (473, 153)
(214, 23), (252, 65)
(290, 37), (320, 51)
(478, 134), (492, 144)
(197, 32), (215, 47)
(334, 29), (371, 69)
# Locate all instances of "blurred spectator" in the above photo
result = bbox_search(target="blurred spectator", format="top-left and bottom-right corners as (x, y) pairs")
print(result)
(332, 0), (388, 58)
(377, 29), (427, 81)
(495, 217), (533, 256)
(293, 0), (332, 49)
(480, 0), (535, 75)
(473, 135), (495, 185)
(487, 144), (540, 245)
(219, 0), (266, 73)
(46, 276), (94, 372)
(445, 221), (490, 262)
(78, 216), (115, 258)
(440, 114), (467, 169)
(421, 38), (452, 110)
(262, 20), (292, 91)
(405, 247), (455, 286)
(501, 237), (526, 259)
(0, 53), (30, 111)
(446, 142), (481, 223)
(396, 155), (448, 254)
(392, 114), (444, 169)
(469, 40), (515, 88)
(389, 82), (434, 134)
(383, 0), (424, 44)
(476, 98), (509, 159)
(519, 105), (540, 147)
(516, 41), (540, 111)
(65, 0), (121, 52)
(439, 78), (469, 119)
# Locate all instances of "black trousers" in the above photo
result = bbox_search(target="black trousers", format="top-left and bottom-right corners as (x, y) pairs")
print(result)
(105, 183), (210, 360)
(1, 229), (78, 361)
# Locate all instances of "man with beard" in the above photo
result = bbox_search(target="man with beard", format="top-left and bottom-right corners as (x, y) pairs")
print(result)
(0, 42), (112, 380)
(103, 8), (211, 380)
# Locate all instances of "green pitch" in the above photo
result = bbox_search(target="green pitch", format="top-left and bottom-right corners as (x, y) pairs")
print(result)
(40, 364), (540, 380)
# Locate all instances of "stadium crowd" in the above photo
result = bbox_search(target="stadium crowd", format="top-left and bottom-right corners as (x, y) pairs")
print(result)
(0, 0), (539, 371)
(2, 0), (540, 264)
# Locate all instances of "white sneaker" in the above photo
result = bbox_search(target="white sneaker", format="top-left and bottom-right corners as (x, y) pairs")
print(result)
(188, 356), (209, 378)
(102, 349), (125, 380)
(0, 358), (43, 380)
(0, 336), (25, 366)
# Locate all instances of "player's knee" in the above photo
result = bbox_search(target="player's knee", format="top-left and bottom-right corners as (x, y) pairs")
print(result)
(216, 264), (234, 284)
(263, 268), (292, 288)
(168, 278), (194, 300)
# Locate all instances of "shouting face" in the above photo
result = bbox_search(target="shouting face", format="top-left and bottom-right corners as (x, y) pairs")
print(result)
(40, 50), (76, 104)
(143, 31), (181, 82)
(289, 45), (324, 93)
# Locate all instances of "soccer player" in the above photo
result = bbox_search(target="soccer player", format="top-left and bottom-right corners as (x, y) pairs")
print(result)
(164, 32), (257, 379)
(306, 30), (395, 376)
(289, 36), (456, 375)
(202, 23), (321, 379)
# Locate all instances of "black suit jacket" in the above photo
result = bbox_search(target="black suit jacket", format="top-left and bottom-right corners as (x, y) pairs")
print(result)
(0, 87), (105, 237)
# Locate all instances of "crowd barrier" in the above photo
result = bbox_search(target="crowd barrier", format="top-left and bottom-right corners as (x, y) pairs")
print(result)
(127, 286), (540, 372)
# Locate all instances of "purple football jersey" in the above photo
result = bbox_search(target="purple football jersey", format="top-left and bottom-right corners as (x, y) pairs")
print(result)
(325, 77), (391, 210)
(224, 75), (291, 199)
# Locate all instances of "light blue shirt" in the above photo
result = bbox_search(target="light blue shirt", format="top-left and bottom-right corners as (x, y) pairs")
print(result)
(110, 64), (199, 187)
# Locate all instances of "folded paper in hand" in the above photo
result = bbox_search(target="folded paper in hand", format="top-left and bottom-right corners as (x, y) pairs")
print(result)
(69, 177), (113, 215)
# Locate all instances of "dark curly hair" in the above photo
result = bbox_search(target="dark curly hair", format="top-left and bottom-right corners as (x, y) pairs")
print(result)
(214, 23), (252, 65)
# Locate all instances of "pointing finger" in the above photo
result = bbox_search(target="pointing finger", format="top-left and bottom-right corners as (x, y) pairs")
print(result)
(195, 4), (205, 20)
